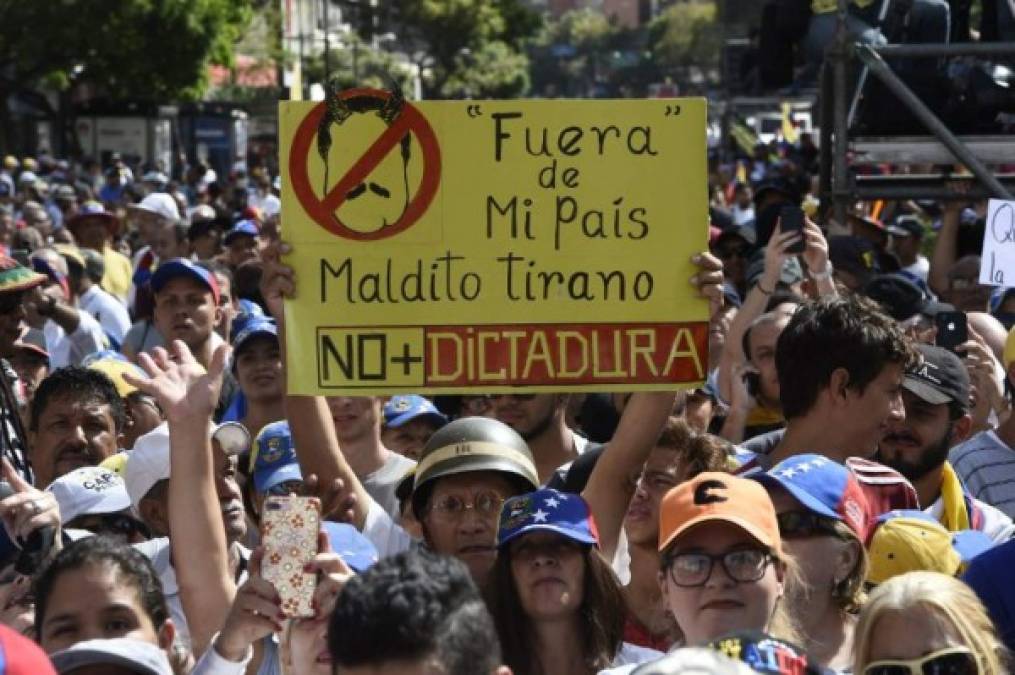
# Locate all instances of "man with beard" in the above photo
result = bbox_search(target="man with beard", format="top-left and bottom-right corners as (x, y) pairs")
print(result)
(877, 343), (1014, 542)
(490, 394), (592, 485)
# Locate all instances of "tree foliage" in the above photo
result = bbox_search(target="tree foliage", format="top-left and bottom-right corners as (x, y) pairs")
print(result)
(0, 0), (252, 102)
(649, 0), (722, 81)
(389, 0), (540, 98)
(303, 36), (417, 98)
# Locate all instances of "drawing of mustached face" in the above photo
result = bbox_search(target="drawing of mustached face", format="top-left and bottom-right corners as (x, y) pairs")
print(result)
(329, 116), (409, 235)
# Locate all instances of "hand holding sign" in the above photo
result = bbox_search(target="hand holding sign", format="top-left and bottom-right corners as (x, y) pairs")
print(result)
(980, 199), (1015, 286)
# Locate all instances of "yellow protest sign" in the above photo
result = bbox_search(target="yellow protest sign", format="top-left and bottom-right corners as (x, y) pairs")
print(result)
(280, 89), (708, 395)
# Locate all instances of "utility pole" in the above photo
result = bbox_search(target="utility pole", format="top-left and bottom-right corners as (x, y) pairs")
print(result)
(323, 0), (332, 85)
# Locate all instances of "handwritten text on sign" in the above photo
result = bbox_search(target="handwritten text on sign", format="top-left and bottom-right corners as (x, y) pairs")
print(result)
(980, 199), (1015, 286)
(280, 94), (708, 395)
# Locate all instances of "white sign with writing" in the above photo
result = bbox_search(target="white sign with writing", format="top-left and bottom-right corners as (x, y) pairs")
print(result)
(980, 199), (1015, 286)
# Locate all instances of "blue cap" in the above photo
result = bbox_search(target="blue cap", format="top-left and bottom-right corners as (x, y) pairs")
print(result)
(224, 219), (259, 245)
(232, 318), (278, 354)
(497, 488), (599, 549)
(150, 258), (220, 304)
(251, 421), (302, 493)
(383, 395), (448, 429)
(753, 454), (870, 540)
(237, 298), (265, 317)
(322, 522), (378, 573)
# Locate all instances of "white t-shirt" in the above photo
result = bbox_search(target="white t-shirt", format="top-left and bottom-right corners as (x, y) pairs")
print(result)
(361, 497), (415, 559)
(362, 451), (416, 520)
(43, 311), (107, 368)
(80, 284), (132, 345)
(596, 644), (665, 674)
(902, 255), (930, 282)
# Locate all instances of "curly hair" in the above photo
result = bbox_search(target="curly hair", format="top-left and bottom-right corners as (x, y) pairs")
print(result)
(33, 535), (168, 639)
(327, 549), (503, 674)
(29, 366), (126, 432)
(776, 295), (917, 419)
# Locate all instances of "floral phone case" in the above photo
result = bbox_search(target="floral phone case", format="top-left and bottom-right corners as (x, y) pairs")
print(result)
(261, 496), (321, 618)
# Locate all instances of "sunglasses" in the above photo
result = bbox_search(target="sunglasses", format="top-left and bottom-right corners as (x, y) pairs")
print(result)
(777, 511), (842, 539)
(68, 513), (152, 540)
(864, 647), (979, 675)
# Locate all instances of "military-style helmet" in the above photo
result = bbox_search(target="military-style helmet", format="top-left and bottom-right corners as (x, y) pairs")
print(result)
(411, 416), (539, 519)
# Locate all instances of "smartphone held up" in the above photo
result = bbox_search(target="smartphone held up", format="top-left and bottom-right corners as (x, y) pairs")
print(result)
(261, 495), (321, 618)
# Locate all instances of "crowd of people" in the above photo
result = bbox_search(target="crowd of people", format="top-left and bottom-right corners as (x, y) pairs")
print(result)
(0, 130), (1013, 675)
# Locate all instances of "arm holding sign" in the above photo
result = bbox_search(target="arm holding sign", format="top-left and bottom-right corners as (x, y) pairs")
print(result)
(582, 252), (724, 560)
(261, 240), (371, 531)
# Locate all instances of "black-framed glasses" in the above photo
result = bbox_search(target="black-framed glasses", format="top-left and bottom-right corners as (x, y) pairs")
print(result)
(863, 646), (979, 675)
(777, 511), (842, 539)
(664, 547), (773, 587)
(428, 492), (505, 520)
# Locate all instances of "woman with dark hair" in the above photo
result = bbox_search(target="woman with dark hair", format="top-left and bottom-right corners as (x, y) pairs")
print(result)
(486, 488), (660, 675)
(32, 535), (182, 670)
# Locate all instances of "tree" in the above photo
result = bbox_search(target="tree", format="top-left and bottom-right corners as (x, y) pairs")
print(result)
(389, 0), (540, 99)
(649, 0), (722, 88)
(303, 35), (417, 97)
(0, 0), (252, 149)
(528, 8), (636, 98)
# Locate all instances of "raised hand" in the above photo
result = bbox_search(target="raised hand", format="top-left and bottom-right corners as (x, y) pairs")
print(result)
(213, 548), (284, 662)
(260, 239), (295, 322)
(690, 251), (725, 318)
(123, 340), (230, 424)
(0, 457), (60, 543)
(801, 218), (830, 276)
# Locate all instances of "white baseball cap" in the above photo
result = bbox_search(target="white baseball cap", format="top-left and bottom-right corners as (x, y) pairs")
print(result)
(46, 466), (131, 524)
(129, 192), (179, 222)
(50, 638), (172, 675)
(124, 423), (171, 507)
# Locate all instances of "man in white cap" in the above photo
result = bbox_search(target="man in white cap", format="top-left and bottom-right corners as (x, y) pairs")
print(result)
(47, 466), (149, 542)
(127, 193), (182, 307)
(124, 423), (249, 651)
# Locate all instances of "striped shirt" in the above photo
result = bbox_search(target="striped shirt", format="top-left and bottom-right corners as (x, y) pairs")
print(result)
(950, 430), (1015, 519)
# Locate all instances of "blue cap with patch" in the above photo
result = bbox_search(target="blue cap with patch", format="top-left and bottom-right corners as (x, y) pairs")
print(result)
(150, 258), (220, 305)
(224, 219), (259, 245)
(322, 522), (378, 573)
(497, 488), (599, 549)
(232, 317), (278, 355)
(383, 394), (447, 429)
(251, 421), (302, 493)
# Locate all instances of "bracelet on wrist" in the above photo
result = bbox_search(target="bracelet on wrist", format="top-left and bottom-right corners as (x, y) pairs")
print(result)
(756, 281), (774, 295)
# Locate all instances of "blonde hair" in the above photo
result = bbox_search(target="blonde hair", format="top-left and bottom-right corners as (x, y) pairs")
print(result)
(830, 521), (868, 615)
(854, 572), (1009, 675)
(767, 549), (805, 646)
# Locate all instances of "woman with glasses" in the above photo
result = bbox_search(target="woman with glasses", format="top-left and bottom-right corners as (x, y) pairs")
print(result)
(656, 472), (800, 648)
(854, 571), (1009, 675)
(752, 454), (869, 672)
(487, 488), (660, 675)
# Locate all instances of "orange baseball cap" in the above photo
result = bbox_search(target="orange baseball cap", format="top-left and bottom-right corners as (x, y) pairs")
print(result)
(659, 472), (782, 554)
